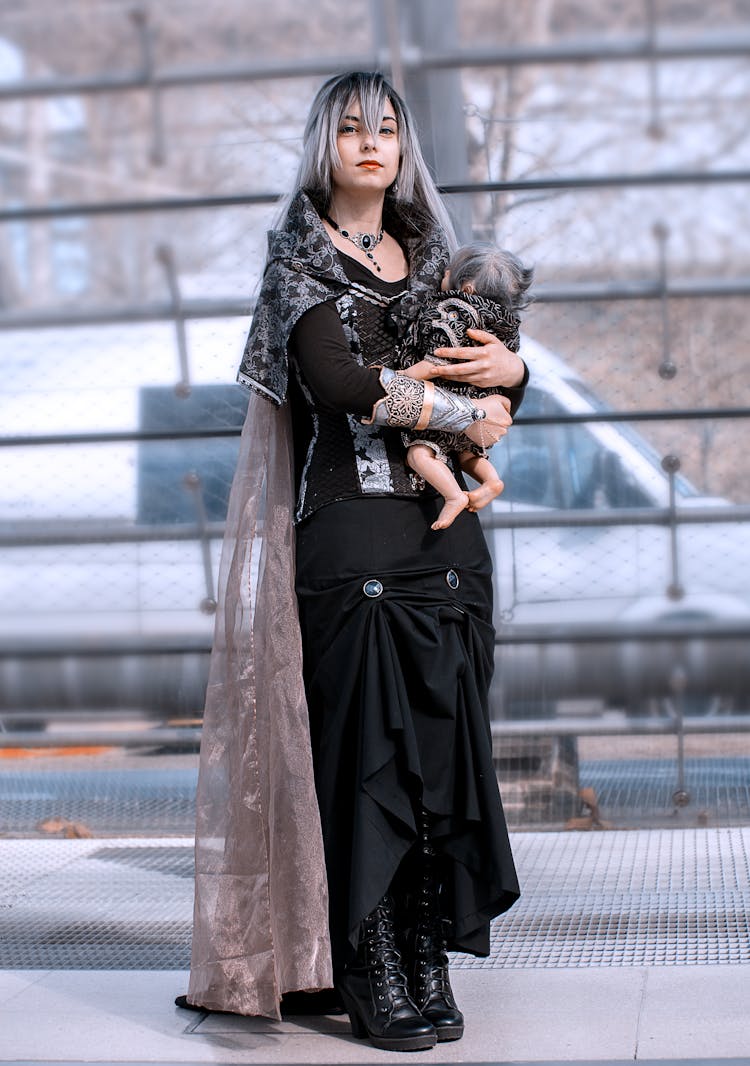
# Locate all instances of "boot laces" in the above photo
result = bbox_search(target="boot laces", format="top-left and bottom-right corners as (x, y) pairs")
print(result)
(364, 906), (412, 1006)
(415, 912), (452, 995)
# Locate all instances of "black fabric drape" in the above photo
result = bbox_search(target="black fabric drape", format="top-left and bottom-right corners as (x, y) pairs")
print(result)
(295, 495), (520, 971)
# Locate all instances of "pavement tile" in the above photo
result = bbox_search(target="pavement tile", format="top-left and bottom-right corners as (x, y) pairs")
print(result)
(0, 971), (51, 1007)
(636, 965), (750, 1059)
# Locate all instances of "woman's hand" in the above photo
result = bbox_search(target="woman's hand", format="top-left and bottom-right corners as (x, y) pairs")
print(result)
(433, 328), (525, 389)
(463, 394), (513, 447)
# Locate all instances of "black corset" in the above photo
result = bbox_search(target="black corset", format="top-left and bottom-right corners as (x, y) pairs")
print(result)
(291, 258), (437, 523)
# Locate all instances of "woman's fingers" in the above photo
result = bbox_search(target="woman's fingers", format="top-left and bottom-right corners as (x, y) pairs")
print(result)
(434, 329), (525, 388)
(434, 327), (498, 360)
(462, 394), (512, 447)
(463, 420), (508, 446)
(433, 346), (482, 365)
(464, 328), (498, 346)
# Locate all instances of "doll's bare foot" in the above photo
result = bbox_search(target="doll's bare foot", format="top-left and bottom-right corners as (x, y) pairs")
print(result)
(467, 478), (505, 512)
(432, 493), (470, 530)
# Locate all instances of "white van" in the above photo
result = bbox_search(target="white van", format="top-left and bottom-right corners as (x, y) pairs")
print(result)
(1, 326), (748, 719)
(491, 337), (749, 625)
(486, 337), (750, 717)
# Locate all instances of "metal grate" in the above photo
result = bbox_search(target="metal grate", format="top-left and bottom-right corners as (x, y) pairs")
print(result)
(0, 839), (191, 969)
(460, 827), (750, 969)
(1, 829), (747, 970)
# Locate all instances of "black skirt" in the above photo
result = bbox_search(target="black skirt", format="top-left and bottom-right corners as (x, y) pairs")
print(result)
(295, 495), (519, 970)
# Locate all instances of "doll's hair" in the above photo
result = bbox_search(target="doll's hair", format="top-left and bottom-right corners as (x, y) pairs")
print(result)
(447, 242), (534, 312)
(288, 71), (456, 247)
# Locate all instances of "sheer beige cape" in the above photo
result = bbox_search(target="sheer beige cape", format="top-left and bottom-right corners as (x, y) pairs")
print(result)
(186, 392), (333, 1019)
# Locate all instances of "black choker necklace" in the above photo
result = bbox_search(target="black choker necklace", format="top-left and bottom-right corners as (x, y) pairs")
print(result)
(324, 214), (384, 273)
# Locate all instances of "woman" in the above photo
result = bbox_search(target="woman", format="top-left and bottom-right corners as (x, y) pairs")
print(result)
(185, 72), (525, 1052)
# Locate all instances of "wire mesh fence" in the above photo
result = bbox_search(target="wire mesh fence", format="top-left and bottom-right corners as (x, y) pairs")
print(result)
(2, 0), (750, 839)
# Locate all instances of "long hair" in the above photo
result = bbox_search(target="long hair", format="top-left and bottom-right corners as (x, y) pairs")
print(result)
(447, 242), (534, 313)
(282, 71), (456, 248)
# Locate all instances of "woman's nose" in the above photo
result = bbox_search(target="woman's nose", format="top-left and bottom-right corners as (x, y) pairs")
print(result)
(361, 131), (377, 151)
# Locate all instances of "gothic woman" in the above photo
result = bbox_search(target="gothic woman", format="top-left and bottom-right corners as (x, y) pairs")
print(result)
(184, 71), (525, 1053)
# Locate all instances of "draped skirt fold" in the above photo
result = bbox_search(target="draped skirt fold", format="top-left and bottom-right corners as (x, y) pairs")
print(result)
(295, 496), (520, 970)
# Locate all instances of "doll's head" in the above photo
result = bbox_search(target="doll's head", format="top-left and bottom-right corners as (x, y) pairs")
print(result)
(441, 243), (533, 314)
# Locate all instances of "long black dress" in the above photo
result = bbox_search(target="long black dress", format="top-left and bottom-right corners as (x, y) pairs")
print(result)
(290, 253), (520, 973)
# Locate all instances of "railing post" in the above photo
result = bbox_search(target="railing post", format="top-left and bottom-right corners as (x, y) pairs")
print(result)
(661, 453), (684, 600)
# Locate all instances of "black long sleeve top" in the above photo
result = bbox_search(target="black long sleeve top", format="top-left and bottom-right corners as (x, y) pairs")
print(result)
(288, 252), (528, 522)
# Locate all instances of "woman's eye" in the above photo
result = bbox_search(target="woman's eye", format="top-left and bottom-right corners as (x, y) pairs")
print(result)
(380, 126), (396, 135)
(339, 124), (357, 134)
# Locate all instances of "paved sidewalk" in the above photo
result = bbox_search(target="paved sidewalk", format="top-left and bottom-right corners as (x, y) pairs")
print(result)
(1, 965), (749, 1063)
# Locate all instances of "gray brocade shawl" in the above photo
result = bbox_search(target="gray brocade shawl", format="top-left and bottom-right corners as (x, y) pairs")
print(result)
(237, 190), (450, 403)
(187, 191), (449, 1020)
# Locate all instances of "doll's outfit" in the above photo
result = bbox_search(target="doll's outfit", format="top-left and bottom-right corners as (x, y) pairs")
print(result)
(395, 290), (521, 464)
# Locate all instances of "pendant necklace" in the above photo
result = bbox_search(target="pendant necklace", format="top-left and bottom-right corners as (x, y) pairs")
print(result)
(324, 214), (384, 273)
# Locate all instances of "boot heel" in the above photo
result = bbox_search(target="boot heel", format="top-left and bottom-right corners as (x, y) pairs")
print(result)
(335, 894), (437, 1051)
(336, 986), (367, 1039)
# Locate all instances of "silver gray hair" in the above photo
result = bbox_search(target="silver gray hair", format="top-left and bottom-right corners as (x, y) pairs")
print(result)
(287, 71), (456, 247)
(447, 243), (534, 312)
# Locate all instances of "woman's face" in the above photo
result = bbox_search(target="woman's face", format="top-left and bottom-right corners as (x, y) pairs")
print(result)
(331, 97), (400, 198)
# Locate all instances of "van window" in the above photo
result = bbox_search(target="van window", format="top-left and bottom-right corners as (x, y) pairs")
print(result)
(490, 386), (566, 508)
(490, 385), (654, 510)
(561, 422), (653, 509)
(566, 379), (697, 498)
(137, 385), (248, 523)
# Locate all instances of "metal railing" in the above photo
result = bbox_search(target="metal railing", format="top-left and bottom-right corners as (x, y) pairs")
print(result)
(2, 29), (750, 104)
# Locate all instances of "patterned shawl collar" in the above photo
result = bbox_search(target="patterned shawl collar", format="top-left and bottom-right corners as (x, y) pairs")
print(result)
(237, 190), (450, 404)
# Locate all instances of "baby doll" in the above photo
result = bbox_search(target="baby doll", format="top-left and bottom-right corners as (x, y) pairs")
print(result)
(396, 242), (533, 530)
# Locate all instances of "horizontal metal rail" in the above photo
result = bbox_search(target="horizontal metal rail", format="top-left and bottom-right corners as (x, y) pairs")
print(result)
(0, 427), (242, 448)
(482, 503), (750, 530)
(3, 275), (750, 332)
(0, 727), (202, 749)
(493, 622), (750, 645)
(514, 409), (750, 426)
(2, 32), (750, 104)
(0, 299), (252, 330)
(0, 193), (279, 223)
(0, 709), (161, 722)
(532, 277), (750, 303)
(1, 502), (748, 550)
(0, 636), (211, 658)
(0, 519), (226, 548)
(2, 169), (749, 224)
(489, 713), (750, 737)
(441, 170), (750, 195)
(2, 408), (750, 452)
(2, 621), (748, 661)
(2, 713), (749, 750)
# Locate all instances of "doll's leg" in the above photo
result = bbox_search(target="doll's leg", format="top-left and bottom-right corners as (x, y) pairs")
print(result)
(459, 452), (505, 512)
(406, 444), (469, 531)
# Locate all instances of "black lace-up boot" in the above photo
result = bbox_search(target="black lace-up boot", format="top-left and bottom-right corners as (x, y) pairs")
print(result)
(336, 894), (437, 1052)
(403, 813), (465, 1042)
